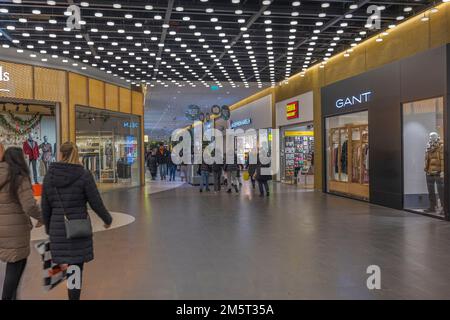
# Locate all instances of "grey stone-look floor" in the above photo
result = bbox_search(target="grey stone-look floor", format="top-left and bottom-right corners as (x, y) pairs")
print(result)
(2, 182), (450, 300)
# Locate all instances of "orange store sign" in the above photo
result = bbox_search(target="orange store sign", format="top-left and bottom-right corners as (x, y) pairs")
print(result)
(286, 101), (299, 120)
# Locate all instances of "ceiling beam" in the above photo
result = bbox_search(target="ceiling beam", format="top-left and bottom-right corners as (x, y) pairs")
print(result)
(153, 0), (175, 79)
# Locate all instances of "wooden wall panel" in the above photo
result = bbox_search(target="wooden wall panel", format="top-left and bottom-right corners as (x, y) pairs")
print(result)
(430, 7), (449, 48)
(0, 61), (33, 99)
(105, 84), (119, 111)
(68, 73), (88, 141)
(119, 87), (132, 113)
(132, 91), (144, 116)
(230, 88), (273, 111)
(88, 78), (105, 109)
(366, 18), (429, 71)
(34, 67), (68, 142)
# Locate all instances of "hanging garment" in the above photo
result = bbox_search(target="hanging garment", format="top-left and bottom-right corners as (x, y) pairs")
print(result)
(341, 140), (348, 174)
(334, 146), (339, 174)
(23, 140), (40, 161)
(364, 145), (369, 170)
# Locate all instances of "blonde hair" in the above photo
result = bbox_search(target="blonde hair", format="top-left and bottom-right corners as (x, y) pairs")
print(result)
(60, 142), (81, 165)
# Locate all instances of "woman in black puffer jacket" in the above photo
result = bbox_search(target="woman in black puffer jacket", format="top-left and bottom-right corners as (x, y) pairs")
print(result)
(41, 142), (113, 300)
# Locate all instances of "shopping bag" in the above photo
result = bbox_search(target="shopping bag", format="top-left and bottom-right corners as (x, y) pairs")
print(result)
(34, 240), (68, 291)
(243, 171), (250, 181)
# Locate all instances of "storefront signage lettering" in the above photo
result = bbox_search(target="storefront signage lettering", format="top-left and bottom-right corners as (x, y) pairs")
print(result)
(336, 91), (372, 109)
(123, 121), (139, 129)
(0, 65), (11, 93)
(230, 118), (252, 129)
(286, 101), (299, 120)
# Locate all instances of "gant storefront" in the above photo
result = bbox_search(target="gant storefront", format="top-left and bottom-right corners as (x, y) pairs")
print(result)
(0, 60), (145, 189)
(321, 44), (449, 220)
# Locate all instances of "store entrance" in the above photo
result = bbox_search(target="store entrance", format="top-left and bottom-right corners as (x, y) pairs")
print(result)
(0, 100), (58, 185)
(326, 111), (369, 201)
(75, 106), (141, 192)
(280, 124), (314, 188)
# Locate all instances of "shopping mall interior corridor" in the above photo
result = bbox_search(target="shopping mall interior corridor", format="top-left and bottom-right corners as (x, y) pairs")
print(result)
(1, 182), (450, 300)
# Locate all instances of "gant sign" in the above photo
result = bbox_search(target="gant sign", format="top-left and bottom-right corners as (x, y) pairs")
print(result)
(336, 91), (372, 109)
(0, 65), (11, 93)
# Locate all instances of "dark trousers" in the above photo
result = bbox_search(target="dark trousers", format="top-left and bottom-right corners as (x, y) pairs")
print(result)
(258, 180), (269, 196)
(213, 171), (222, 191)
(250, 177), (256, 189)
(2, 258), (27, 300)
(29, 159), (38, 184)
(426, 174), (444, 210)
(67, 263), (84, 300)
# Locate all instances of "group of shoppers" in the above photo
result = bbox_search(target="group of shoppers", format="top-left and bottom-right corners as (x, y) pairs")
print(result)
(198, 151), (271, 197)
(145, 143), (182, 181)
(0, 141), (112, 300)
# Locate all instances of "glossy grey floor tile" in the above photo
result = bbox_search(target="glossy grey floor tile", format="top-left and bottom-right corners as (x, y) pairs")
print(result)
(2, 182), (450, 300)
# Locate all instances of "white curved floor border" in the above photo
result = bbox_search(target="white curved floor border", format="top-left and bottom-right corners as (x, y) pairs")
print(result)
(31, 211), (135, 241)
(145, 180), (186, 195)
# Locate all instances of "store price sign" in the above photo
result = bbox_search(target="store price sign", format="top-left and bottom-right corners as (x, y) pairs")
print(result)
(286, 101), (299, 120)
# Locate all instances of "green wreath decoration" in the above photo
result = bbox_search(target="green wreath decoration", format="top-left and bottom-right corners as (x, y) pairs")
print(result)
(0, 113), (43, 135)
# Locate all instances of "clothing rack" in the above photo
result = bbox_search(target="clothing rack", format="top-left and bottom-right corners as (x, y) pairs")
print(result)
(77, 131), (116, 183)
(328, 124), (369, 200)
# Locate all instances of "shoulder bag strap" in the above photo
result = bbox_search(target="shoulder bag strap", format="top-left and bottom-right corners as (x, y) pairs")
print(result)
(54, 187), (69, 222)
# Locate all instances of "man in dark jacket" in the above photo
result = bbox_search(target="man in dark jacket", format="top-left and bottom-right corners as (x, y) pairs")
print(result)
(224, 155), (239, 193)
(147, 149), (158, 180)
(156, 144), (169, 180)
(255, 154), (272, 197)
(212, 161), (223, 192)
(198, 162), (211, 192)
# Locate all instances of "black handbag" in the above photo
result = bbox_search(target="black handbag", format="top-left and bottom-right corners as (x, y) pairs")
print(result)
(54, 187), (92, 239)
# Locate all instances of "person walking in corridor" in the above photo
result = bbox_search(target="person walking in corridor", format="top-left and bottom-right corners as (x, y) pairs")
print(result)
(255, 146), (272, 197)
(224, 157), (239, 194)
(212, 161), (223, 192)
(147, 149), (158, 180)
(0, 146), (43, 300)
(156, 144), (168, 180)
(199, 162), (211, 192)
(168, 147), (177, 181)
(41, 142), (113, 300)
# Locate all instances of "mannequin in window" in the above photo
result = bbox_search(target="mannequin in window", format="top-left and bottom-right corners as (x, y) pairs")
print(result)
(39, 136), (53, 173)
(23, 133), (40, 184)
(424, 132), (444, 214)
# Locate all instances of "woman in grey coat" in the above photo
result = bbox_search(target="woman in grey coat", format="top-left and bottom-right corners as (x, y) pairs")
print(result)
(42, 142), (113, 300)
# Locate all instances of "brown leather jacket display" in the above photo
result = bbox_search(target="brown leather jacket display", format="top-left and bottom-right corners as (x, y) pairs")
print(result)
(425, 143), (444, 175)
(0, 162), (42, 263)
